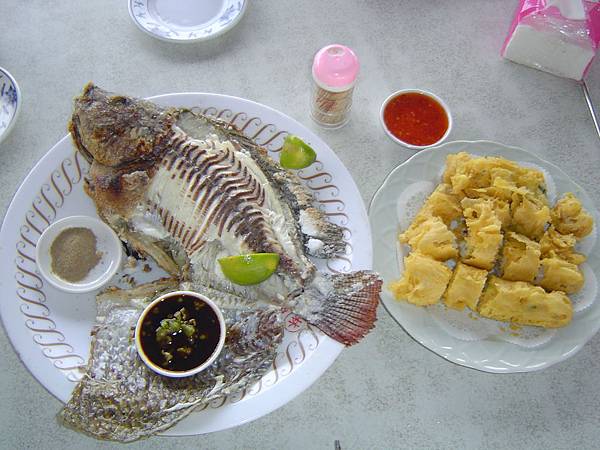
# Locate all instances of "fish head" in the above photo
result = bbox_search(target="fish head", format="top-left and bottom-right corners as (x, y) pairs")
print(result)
(69, 82), (175, 167)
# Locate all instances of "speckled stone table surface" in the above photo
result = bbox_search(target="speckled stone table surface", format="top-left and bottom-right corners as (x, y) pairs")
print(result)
(2, 1), (600, 449)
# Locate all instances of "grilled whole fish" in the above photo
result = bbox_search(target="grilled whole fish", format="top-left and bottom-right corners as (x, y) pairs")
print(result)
(61, 83), (382, 441)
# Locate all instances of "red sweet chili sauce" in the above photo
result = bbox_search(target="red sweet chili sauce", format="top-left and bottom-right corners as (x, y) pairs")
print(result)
(383, 92), (449, 147)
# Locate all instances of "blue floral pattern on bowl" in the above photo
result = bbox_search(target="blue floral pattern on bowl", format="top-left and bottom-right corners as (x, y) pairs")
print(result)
(0, 68), (20, 144)
(128, 0), (246, 42)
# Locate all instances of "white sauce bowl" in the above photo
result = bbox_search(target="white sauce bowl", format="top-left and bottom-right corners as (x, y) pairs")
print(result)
(35, 215), (123, 293)
(380, 89), (453, 150)
(135, 290), (226, 378)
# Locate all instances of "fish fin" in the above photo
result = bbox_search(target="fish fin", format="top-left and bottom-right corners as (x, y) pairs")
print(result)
(123, 230), (181, 277)
(296, 207), (346, 258)
(266, 166), (347, 258)
(97, 277), (178, 303)
(303, 271), (382, 346)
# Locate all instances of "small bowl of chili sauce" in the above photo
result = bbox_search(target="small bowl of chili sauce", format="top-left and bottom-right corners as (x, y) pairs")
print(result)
(380, 89), (452, 150)
(135, 290), (226, 378)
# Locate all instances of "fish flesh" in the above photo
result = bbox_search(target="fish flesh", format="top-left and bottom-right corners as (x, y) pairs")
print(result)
(61, 83), (382, 441)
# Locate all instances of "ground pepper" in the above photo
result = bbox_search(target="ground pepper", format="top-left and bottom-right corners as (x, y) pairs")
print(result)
(50, 227), (101, 282)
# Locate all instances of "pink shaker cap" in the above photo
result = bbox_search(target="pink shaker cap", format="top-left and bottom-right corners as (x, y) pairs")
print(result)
(312, 44), (360, 92)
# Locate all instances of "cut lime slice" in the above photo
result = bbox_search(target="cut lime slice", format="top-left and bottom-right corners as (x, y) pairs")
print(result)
(218, 253), (280, 286)
(280, 135), (317, 169)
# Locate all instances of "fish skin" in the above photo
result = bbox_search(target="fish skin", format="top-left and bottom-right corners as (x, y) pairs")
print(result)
(59, 279), (284, 442)
(61, 83), (382, 441)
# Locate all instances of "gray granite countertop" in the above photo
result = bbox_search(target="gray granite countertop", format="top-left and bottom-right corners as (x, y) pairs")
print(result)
(2, 1), (600, 449)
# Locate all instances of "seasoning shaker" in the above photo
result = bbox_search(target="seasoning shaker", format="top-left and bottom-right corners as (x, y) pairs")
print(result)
(311, 44), (359, 128)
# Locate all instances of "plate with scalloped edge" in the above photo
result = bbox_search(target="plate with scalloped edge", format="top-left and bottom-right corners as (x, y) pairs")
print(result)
(369, 140), (600, 373)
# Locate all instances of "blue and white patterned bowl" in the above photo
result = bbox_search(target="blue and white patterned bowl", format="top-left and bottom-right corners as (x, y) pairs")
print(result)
(128, 0), (247, 43)
(0, 67), (20, 144)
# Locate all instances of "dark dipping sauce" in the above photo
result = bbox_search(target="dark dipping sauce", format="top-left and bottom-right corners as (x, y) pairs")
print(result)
(383, 92), (449, 146)
(139, 294), (221, 372)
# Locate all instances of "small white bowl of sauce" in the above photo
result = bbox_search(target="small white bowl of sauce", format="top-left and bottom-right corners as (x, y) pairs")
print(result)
(135, 291), (226, 378)
(36, 215), (123, 293)
(380, 89), (452, 150)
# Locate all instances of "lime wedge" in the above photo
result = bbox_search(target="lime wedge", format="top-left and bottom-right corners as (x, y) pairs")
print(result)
(280, 135), (317, 169)
(218, 253), (280, 285)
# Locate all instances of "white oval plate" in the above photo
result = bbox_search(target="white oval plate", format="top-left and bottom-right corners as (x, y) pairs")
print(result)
(128, 0), (247, 43)
(369, 140), (600, 373)
(0, 67), (21, 144)
(0, 93), (374, 434)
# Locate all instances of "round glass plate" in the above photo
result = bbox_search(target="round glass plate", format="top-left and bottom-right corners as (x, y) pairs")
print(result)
(128, 0), (247, 43)
(0, 92), (374, 434)
(369, 140), (600, 373)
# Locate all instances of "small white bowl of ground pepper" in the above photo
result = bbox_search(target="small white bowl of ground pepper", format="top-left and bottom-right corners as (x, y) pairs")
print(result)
(36, 216), (123, 293)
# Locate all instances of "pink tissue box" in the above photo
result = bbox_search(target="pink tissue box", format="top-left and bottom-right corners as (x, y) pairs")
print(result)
(502, 0), (600, 80)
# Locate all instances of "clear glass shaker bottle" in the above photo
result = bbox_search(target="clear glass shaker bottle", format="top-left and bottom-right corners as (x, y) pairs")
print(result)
(311, 44), (360, 128)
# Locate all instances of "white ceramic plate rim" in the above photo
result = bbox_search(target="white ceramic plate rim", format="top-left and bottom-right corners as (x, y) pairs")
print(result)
(0, 66), (21, 144)
(0, 91), (374, 435)
(127, 0), (248, 43)
(369, 139), (600, 373)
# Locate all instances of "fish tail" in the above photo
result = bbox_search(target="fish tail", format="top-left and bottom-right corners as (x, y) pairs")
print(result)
(300, 271), (381, 346)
